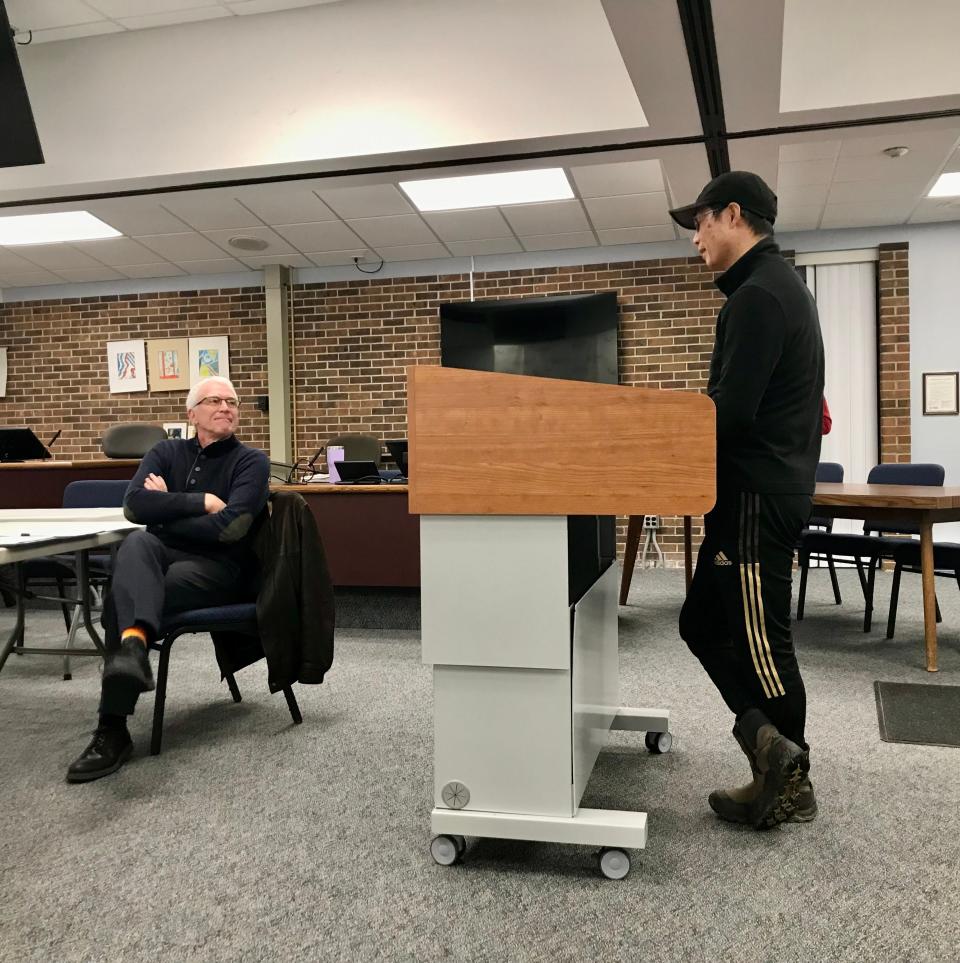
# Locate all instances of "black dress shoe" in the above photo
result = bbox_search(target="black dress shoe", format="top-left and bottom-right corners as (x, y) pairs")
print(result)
(102, 638), (156, 703)
(66, 726), (133, 783)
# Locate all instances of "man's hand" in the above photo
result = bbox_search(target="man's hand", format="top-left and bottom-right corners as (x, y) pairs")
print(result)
(204, 493), (227, 514)
(144, 473), (168, 492)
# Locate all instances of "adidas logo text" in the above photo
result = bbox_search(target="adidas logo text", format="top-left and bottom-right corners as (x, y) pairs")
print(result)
(713, 551), (733, 566)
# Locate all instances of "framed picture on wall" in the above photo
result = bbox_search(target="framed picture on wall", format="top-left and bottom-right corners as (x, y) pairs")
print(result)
(163, 422), (188, 440)
(922, 372), (959, 416)
(106, 340), (148, 393)
(188, 336), (230, 386)
(147, 338), (190, 392)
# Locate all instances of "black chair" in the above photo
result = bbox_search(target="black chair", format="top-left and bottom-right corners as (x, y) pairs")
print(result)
(326, 432), (381, 468)
(148, 603), (303, 755)
(797, 463), (945, 631)
(885, 542), (958, 639)
(102, 423), (166, 458)
(797, 462), (845, 612)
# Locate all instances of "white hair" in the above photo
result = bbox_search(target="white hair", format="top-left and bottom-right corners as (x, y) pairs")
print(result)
(186, 376), (238, 411)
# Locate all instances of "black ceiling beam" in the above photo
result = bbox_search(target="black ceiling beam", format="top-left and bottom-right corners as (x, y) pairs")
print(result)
(676, 0), (728, 177)
(0, 0), (44, 169)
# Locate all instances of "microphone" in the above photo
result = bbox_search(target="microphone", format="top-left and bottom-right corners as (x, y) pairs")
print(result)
(46, 429), (62, 449)
(305, 447), (324, 471)
(285, 460), (302, 485)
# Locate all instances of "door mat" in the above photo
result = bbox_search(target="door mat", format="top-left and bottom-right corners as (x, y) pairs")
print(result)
(874, 681), (960, 748)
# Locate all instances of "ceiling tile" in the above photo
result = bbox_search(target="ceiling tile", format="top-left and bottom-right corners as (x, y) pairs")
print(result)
(5, 0), (103, 30)
(201, 226), (297, 257)
(345, 214), (437, 247)
(135, 233), (230, 261)
(826, 180), (921, 204)
(909, 198), (960, 223)
(174, 258), (251, 275)
(838, 128), (959, 158)
(161, 192), (264, 232)
(376, 243), (451, 262)
(520, 232), (597, 252)
(238, 253), (314, 269)
(117, 7), (230, 29)
(832, 154), (943, 183)
(776, 160), (836, 188)
(778, 141), (841, 163)
(228, 0), (331, 13)
(236, 185), (336, 224)
(119, 263), (188, 279)
(423, 208), (513, 242)
(56, 267), (126, 283)
(583, 193), (670, 230)
(501, 200), (590, 236)
(775, 204), (824, 231)
(31, 22), (123, 41)
(0, 269), (63, 287)
(10, 244), (106, 271)
(304, 249), (370, 267)
(776, 183), (830, 207)
(596, 225), (677, 245)
(0, 248), (39, 272)
(318, 185), (413, 219)
(85, 199), (190, 236)
(86, 0), (220, 16)
(446, 238), (523, 256)
(273, 221), (364, 252)
(72, 237), (163, 266)
(820, 202), (913, 228)
(571, 160), (665, 197)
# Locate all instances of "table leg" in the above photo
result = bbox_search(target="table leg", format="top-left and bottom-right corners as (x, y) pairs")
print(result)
(619, 516), (643, 605)
(0, 565), (26, 675)
(684, 517), (693, 592)
(75, 550), (105, 653)
(919, 520), (938, 672)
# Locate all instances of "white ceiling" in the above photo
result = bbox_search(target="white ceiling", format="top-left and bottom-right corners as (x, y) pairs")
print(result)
(1, 0), (960, 290)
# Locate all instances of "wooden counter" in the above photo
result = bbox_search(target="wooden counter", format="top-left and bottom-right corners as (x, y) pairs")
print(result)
(273, 482), (418, 588)
(0, 459), (141, 509)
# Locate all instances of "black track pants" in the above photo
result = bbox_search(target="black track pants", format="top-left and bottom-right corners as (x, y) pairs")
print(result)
(679, 490), (811, 748)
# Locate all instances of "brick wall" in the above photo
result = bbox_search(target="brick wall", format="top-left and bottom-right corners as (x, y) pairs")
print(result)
(0, 246), (910, 564)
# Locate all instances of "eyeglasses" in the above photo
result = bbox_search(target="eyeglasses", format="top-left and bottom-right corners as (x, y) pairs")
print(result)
(194, 396), (240, 409)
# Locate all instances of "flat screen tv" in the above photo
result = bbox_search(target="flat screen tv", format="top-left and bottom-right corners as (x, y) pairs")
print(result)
(439, 291), (618, 384)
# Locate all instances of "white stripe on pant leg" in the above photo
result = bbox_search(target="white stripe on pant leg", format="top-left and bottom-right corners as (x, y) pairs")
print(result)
(739, 492), (775, 700)
(750, 493), (786, 698)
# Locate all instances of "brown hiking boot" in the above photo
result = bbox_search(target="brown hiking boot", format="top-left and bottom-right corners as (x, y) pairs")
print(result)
(789, 775), (817, 823)
(708, 728), (761, 824)
(746, 722), (810, 830)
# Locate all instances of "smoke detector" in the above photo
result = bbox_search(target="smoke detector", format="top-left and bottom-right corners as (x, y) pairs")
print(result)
(883, 146), (910, 159)
(227, 235), (269, 251)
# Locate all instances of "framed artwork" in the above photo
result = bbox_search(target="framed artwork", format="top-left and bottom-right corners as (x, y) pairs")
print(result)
(188, 336), (230, 386)
(147, 338), (190, 392)
(163, 422), (188, 440)
(106, 339), (147, 393)
(922, 371), (959, 416)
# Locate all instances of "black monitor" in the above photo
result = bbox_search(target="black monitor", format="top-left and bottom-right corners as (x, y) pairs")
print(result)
(0, 427), (51, 462)
(335, 460), (382, 485)
(385, 439), (408, 476)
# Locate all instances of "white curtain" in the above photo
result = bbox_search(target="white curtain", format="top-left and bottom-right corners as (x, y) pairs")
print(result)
(806, 261), (878, 535)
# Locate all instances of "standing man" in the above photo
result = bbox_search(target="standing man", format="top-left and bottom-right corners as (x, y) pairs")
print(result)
(669, 172), (824, 829)
(67, 376), (270, 782)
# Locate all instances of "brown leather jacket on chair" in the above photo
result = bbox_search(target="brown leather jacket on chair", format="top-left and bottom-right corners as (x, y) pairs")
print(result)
(213, 491), (335, 690)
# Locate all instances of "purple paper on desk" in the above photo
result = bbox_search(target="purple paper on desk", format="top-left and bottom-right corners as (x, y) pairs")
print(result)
(326, 446), (344, 483)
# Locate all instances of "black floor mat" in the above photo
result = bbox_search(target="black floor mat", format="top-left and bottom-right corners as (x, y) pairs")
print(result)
(874, 681), (960, 748)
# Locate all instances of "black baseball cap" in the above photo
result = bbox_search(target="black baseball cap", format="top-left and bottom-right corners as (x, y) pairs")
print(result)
(668, 171), (777, 231)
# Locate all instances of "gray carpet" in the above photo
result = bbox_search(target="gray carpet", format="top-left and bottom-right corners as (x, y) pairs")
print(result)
(1, 567), (958, 963)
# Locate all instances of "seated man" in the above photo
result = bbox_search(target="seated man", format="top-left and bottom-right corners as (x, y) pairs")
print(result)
(67, 376), (270, 782)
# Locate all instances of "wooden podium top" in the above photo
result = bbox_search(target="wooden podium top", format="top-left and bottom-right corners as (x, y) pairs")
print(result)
(408, 366), (716, 516)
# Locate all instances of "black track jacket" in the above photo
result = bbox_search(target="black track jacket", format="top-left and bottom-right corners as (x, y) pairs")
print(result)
(708, 237), (825, 495)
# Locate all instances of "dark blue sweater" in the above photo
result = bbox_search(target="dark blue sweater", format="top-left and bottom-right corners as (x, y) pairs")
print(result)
(123, 434), (270, 557)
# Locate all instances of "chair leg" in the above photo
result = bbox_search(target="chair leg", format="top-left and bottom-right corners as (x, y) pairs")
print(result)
(863, 557), (878, 633)
(150, 639), (174, 756)
(827, 557), (842, 605)
(935, 595), (942, 623)
(797, 554), (809, 621)
(619, 515), (643, 605)
(886, 562), (902, 639)
(282, 686), (303, 725)
(225, 673), (242, 703)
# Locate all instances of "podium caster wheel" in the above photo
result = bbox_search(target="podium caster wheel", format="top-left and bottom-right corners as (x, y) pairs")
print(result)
(645, 730), (673, 754)
(598, 847), (631, 880)
(451, 835), (466, 856)
(430, 835), (462, 866)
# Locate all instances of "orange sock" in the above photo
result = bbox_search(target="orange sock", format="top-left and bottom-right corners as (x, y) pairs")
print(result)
(121, 626), (148, 646)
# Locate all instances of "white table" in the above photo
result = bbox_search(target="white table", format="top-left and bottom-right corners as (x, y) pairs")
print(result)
(0, 509), (141, 677)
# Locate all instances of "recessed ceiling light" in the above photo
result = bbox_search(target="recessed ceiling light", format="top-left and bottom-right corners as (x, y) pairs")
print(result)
(400, 169), (573, 212)
(883, 146), (910, 158)
(228, 235), (269, 251)
(928, 172), (960, 197)
(0, 211), (122, 246)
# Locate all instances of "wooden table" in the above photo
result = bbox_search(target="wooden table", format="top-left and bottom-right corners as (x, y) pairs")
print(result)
(272, 483), (419, 587)
(0, 459), (140, 509)
(673, 484), (960, 673)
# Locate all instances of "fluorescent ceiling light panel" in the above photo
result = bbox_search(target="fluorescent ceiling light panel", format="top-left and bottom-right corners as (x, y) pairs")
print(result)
(400, 169), (573, 212)
(928, 172), (960, 197)
(0, 212), (122, 246)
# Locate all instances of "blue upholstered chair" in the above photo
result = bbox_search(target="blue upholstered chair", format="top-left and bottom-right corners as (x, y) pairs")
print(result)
(797, 463), (945, 631)
(797, 462), (845, 611)
(148, 603), (303, 756)
(885, 542), (958, 639)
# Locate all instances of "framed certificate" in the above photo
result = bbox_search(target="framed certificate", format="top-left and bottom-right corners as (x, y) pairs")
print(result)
(922, 371), (959, 416)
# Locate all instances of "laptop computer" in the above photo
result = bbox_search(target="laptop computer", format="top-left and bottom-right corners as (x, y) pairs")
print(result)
(385, 439), (408, 480)
(334, 459), (383, 485)
(0, 427), (52, 463)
